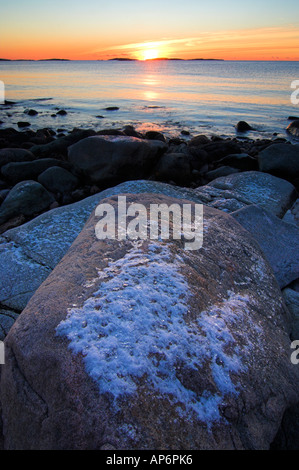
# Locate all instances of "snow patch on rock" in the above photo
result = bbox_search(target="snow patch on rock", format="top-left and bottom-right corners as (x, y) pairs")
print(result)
(57, 241), (249, 423)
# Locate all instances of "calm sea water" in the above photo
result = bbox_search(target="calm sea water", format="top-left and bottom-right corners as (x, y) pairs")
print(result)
(0, 60), (299, 140)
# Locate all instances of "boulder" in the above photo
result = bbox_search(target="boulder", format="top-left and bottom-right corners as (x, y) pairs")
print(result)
(0, 148), (37, 168)
(38, 166), (78, 194)
(0, 181), (55, 225)
(231, 204), (299, 288)
(236, 121), (253, 132)
(144, 131), (166, 143)
(1, 194), (298, 450)
(216, 153), (258, 171)
(0, 175), (297, 327)
(153, 153), (191, 184)
(195, 171), (297, 217)
(0, 181), (208, 318)
(282, 198), (299, 228)
(205, 166), (240, 181)
(1, 159), (72, 184)
(287, 120), (299, 138)
(68, 136), (167, 185)
(258, 143), (299, 176)
(30, 129), (96, 157)
(282, 288), (299, 340)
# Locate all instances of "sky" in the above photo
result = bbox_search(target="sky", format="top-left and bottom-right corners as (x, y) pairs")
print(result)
(1, 0), (299, 60)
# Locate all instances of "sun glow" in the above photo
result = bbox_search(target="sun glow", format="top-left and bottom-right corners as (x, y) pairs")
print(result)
(141, 48), (160, 61)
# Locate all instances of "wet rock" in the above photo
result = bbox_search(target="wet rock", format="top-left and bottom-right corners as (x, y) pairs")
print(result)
(38, 166), (78, 194)
(24, 109), (38, 116)
(216, 153), (258, 171)
(0, 180), (55, 226)
(17, 122), (31, 128)
(56, 109), (67, 116)
(258, 143), (299, 176)
(188, 135), (210, 146)
(287, 120), (299, 138)
(68, 135), (167, 185)
(153, 153), (192, 184)
(104, 106), (119, 111)
(205, 166), (241, 181)
(0, 148), (37, 168)
(236, 121), (253, 132)
(1, 158), (72, 184)
(30, 129), (96, 157)
(144, 131), (166, 143)
(0, 194), (298, 450)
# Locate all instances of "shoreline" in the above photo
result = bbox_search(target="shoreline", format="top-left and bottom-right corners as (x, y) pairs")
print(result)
(0, 120), (298, 234)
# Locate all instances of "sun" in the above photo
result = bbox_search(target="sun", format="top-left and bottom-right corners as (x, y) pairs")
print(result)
(142, 48), (159, 61)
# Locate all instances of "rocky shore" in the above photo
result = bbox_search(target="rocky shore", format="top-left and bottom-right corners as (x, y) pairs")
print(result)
(0, 120), (299, 449)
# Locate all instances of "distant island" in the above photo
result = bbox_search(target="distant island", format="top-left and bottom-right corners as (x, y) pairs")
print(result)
(108, 57), (224, 62)
(0, 57), (224, 62)
(38, 58), (70, 61)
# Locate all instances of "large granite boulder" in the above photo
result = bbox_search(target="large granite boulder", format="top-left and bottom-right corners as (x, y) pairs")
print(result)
(258, 143), (299, 177)
(0, 175), (297, 325)
(30, 129), (96, 157)
(0, 181), (206, 316)
(1, 194), (298, 450)
(232, 204), (299, 289)
(67, 136), (167, 184)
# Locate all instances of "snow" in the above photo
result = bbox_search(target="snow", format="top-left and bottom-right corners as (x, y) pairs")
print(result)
(56, 241), (248, 424)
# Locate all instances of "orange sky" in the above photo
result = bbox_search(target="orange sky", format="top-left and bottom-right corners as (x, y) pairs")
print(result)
(1, 1), (299, 61)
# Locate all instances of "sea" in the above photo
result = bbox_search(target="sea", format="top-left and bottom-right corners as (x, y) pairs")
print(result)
(0, 59), (299, 140)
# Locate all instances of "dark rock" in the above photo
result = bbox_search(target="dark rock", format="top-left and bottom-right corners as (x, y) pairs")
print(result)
(24, 109), (38, 116)
(153, 153), (191, 184)
(123, 125), (143, 138)
(271, 403), (299, 450)
(0, 194), (298, 449)
(282, 288), (299, 340)
(68, 136), (167, 185)
(288, 116), (299, 121)
(287, 120), (299, 138)
(17, 122), (31, 128)
(205, 166), (241, 181)
(0, 180), (55, 225)
(188, 135), (210, 147)
(104, 106), (119, 111)
(56, 109), (67, 116)
(38, 166), (78, 194)
(258, 143), (299, 176)
(0, 148), (37, 168)
(97, 129), (125, 136)
(0, 189), (9, 203)
(144, 131), (166, 143)
(232, 204), (299, 288)
(236, 121), (253, 132)
(216, 153), (258, 171)
(1, 158), (72, 184)
(30, 129), (97, 157)
(181, 130), (190, 136)
(95, 115), (105, 119)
